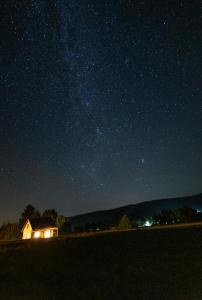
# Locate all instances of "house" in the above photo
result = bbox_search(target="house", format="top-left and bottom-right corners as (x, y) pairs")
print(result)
(22, 217), (58, 239)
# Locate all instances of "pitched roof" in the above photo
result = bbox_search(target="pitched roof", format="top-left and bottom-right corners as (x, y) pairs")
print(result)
(29, 217), (57, 230)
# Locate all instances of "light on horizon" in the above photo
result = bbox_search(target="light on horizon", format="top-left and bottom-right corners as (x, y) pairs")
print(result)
(144, 220), (152, 227)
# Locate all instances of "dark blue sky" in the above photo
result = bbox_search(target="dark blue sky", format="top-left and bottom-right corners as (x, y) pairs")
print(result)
(1, 0), (202, 222)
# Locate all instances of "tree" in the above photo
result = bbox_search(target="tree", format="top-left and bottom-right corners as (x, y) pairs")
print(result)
(19, 205), (40, 227)
(118, 215), (131, 230)
(176, 207), (197, 223)
(160, 209), (176, 225)
(153, 209), (176, 225)
(153, 207), (198, 225)
(0, 222), (21, 240)
(42, 209), (58, 222)
(131, 220), (138, 228)
(153, 213), (160, 225)
(56, 215), (70, 234)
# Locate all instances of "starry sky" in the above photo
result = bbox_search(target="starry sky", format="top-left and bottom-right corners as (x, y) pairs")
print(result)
(1, 0), (202, 222)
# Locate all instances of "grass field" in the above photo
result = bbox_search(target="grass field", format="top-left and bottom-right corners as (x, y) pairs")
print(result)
(1, 225), (202, 300)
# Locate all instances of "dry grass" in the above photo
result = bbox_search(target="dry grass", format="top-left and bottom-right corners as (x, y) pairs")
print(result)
(1, 225), (202, 300)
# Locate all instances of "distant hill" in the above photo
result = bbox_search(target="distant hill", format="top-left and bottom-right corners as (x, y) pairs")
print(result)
(69, 193), (202, 229)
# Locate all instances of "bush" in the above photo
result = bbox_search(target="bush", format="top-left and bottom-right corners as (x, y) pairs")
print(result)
(0, 223), (21, 240)
(118, 215), (132, 230)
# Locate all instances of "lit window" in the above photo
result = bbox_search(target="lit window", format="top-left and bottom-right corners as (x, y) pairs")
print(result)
(44, 230), (51, 238)
(34, 231), (41, 238)
(26, 233), (31, 239)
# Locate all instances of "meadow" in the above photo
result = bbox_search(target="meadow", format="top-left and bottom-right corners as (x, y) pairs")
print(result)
(1, 225), (202, 300)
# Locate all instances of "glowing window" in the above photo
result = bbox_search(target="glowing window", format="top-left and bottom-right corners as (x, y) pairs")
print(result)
(44, 230), (51, 238)
(26, 233), (31, 239)
(34, 231), (40, 238)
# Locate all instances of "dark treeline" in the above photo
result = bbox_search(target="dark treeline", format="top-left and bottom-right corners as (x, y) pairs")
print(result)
(0, 205), (70, 241)
(74, 207), (202, 232)
(0, 222), (21, 240)
(153, 207), (200, 225)
(1, 206), (202, 240)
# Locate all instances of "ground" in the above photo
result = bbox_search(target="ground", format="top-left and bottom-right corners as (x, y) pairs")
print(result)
(1, 225), (202, 300)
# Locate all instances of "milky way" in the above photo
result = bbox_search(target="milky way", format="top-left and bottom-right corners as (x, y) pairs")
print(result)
(1, 0), (202, 222)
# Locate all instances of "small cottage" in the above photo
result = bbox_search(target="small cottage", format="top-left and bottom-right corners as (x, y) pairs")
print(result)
(22, 217), (58, 239)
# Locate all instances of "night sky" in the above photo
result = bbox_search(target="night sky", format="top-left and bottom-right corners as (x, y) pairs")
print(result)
(1, 0), (202, 222)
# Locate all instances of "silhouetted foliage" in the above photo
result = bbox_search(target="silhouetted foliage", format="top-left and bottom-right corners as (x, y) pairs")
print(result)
(19, 205), (40, 227)
(153, 207), (198, 225)
(56, 215), (70, 234)
(0, 222), (21, 240)
(41, 209), (70, 232)
(59, 219), (71, 234)
(131, 220), (138, 228)
(43, 209), (58, 222)
(19, 205), (71, 234)
(177, 207), (198, 223)
(85, 222), (101, 231)
(118, 215), (131, 230)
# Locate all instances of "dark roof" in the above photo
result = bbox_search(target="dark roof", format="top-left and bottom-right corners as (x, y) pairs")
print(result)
(29, 217), (57, 230)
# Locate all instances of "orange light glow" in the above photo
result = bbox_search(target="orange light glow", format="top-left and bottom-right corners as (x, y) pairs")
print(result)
(44, 230), (51, 238)
(26, 233), (31, 239)
(34, 231), (41, 238)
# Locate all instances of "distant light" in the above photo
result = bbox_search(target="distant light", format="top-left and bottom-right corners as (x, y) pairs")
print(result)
(44, 230), (51, 238)
(34, 231), (41, 238)
(144, 220), (152, 227)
